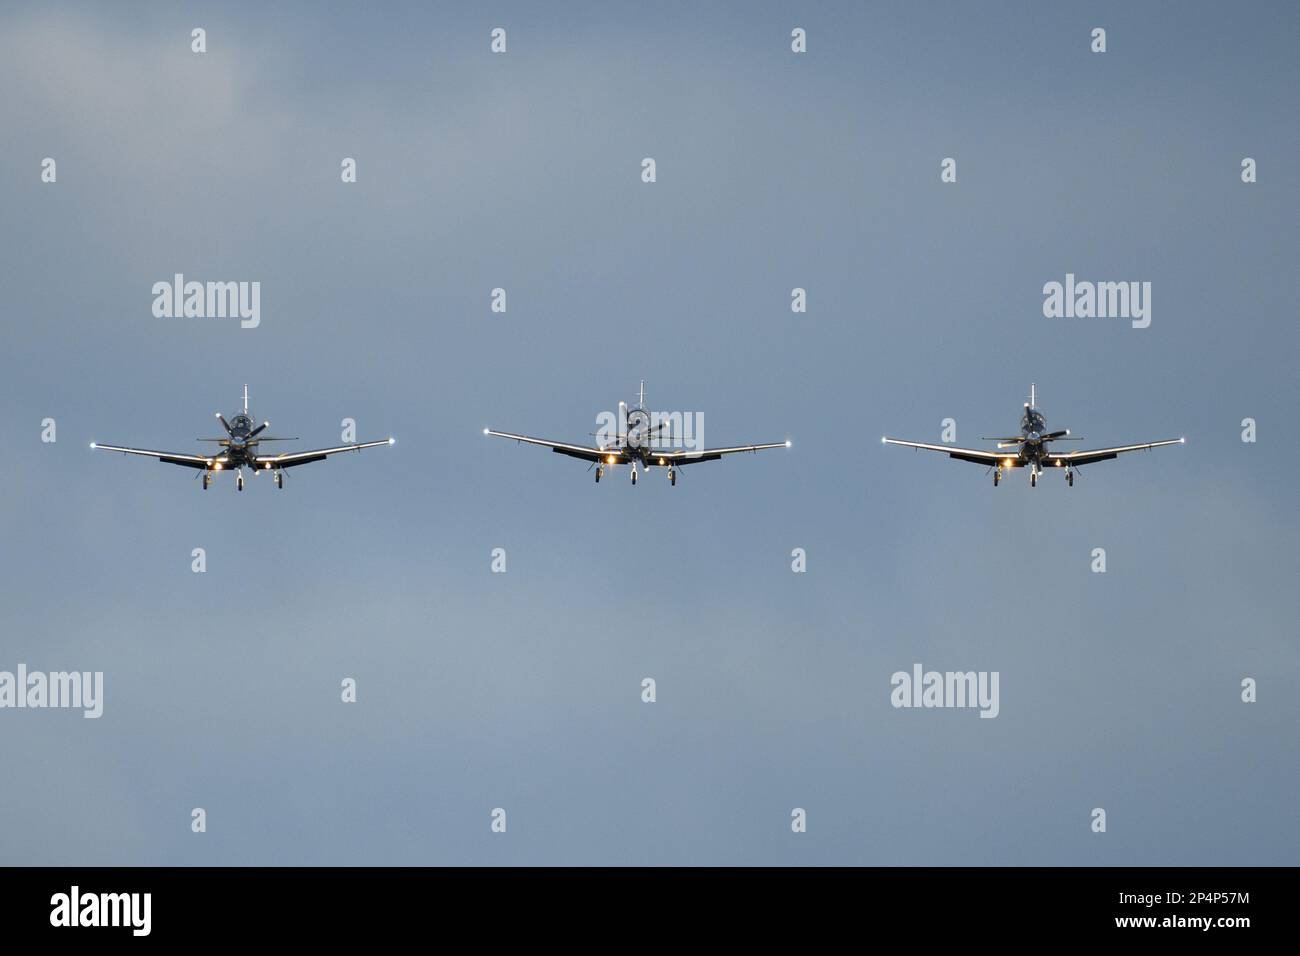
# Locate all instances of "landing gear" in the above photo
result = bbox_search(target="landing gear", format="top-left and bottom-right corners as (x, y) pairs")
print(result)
(275, 470), (283, 489)
(1030, 469), (1038, 488)
(202, 472), (210, 490)
(630, 464), (638, 485)
(237, 470), (245, 492)
(669, 467), (676, 487)
(993, 467), (1001, 487)
(1066, 468), (1074, 487)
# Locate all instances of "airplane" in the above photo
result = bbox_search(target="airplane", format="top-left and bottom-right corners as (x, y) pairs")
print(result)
(484, 381), (791, 485)
(90, 386), (394, 491)
(882, 384), (1183, 487)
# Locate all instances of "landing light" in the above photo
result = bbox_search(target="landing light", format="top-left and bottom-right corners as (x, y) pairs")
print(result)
(606, 456), (615, 464)
(1004, 459), (1014, 468)
(214, 462), (223, 470)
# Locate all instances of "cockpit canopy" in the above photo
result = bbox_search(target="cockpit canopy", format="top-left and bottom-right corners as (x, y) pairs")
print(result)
(1021, 407), (1046, 430)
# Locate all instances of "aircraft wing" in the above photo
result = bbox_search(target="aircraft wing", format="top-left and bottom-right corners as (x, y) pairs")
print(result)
(485, 429), (628, 464)
(1041, 438), (1184, 467)
(643, 442), (791, 465)
(257, 438), (394, 470)
(882, 438), (1022, 466)
(90, 443), (220, 470)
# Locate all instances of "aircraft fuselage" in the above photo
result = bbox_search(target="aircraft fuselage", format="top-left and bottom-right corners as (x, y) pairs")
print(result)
(220, 413), (260, 468)
(1017, 407), (1050, 468)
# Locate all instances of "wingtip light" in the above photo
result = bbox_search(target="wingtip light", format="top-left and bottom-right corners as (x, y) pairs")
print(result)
(89, 442), (96, 449)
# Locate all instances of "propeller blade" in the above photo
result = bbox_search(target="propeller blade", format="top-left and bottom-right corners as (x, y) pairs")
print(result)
(215, 413), (233, 436)
(247, 421), (269, 439)
(1041, 430), (1070, 441)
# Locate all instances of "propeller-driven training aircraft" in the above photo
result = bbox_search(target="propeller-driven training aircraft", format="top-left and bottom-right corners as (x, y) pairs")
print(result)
(882, 384), (1183, 487)
(485, 382), (790, 485)
(91, 386), (394, 491)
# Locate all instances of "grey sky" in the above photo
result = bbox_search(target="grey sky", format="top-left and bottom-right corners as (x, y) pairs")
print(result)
(1, 1), (1297, 864)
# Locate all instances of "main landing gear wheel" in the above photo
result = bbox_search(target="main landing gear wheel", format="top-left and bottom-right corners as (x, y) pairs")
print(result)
(595, 465), (603, 483)
(993, 469), (1000, 487)
(669, 467), (676, 487)
(1067, 470), (1074, 487)
(275, 471), (283, 489)
(202, 473), (210, 490)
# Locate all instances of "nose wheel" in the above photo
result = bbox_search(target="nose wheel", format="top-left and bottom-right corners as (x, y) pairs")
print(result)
(1030, 469), (1038, 488)
(630, 465), (638, 485)
(237, 471), (245, 492)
